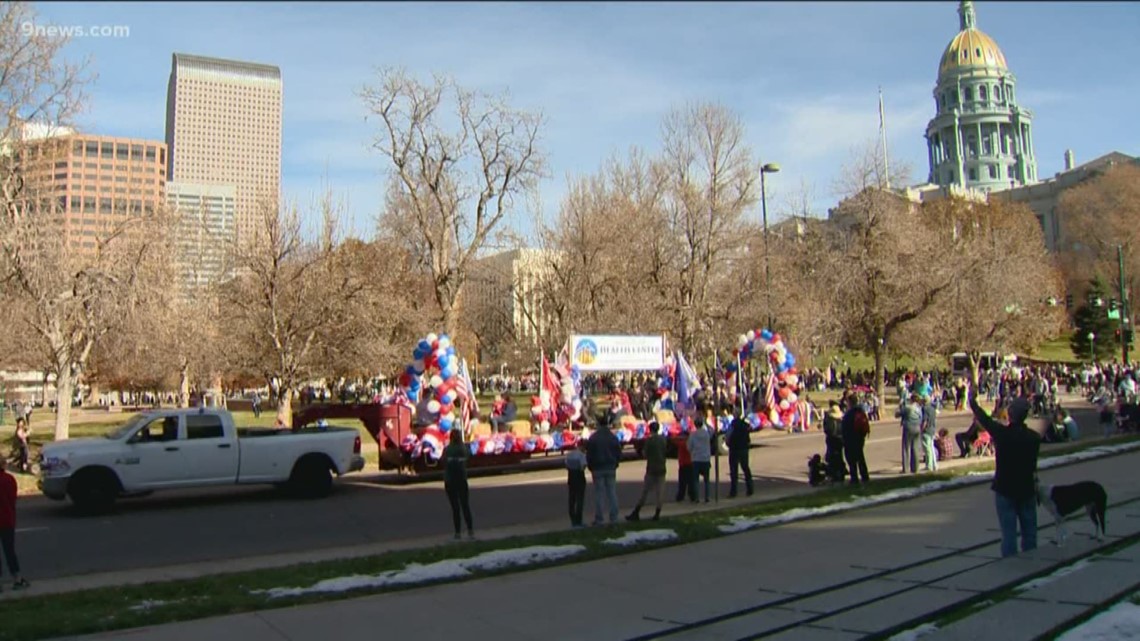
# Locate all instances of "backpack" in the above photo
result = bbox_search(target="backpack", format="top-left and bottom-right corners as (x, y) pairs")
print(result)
(853, 409), (871, 436)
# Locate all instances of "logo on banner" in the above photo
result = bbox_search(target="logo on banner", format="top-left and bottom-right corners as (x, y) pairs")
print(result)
(574, 339), (598, 365)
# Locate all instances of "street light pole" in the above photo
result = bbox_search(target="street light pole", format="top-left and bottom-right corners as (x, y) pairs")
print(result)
(1088, 332), (1096, 364)
(760, 162), (780, 329)
(1118, 244), (1130, 364)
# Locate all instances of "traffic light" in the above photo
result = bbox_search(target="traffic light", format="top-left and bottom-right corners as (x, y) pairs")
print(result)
(1125, 329), (1135, 344)
(1065, 294), (1073, 309)
(1110, 299), (1120, 312)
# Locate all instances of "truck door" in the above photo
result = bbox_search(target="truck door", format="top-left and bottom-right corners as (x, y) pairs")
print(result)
(180, 413), (239, 484)
(118, 415), (187, 489)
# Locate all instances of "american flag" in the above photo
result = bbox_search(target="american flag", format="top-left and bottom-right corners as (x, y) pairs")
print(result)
(458, 359), (478, 427)
(765, 371), (776, 411)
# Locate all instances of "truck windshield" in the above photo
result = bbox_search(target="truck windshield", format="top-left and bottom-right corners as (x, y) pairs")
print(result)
(105, 414), (152, 440)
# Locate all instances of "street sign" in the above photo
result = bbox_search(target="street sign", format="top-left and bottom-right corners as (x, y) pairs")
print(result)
(1108, 310), (1121, 320)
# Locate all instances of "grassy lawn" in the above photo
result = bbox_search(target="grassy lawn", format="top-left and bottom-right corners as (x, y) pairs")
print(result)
(1030, 335), (1080, 364)
(1, 435), (1136, 641)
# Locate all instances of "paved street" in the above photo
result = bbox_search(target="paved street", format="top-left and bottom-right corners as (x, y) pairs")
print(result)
(59, 423), (1140, 641)
(14, 399), (1098, 582)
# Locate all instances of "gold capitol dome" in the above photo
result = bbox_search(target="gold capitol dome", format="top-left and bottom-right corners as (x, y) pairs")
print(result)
(938, 0), (1008, 78)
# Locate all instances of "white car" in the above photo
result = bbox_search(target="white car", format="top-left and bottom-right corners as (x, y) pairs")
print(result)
(39, 408), (365, 513)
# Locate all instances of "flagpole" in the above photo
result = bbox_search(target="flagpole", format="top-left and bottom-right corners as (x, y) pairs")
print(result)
(879, 86), (891, 189)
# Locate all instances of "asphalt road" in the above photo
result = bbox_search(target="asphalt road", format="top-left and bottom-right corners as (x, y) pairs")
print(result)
(15, 398), (1100, 580)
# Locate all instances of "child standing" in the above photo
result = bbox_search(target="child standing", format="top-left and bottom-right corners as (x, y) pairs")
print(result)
(565, 440), (587, 528)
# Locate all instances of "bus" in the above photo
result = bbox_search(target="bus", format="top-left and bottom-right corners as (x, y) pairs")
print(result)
(950, 352), (1016, 379)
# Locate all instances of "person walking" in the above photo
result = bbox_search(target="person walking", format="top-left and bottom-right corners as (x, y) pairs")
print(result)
(627, 421), (667, 521)
(921, 395), (939, 472)
(443, 429), (474, 540)
(587, 418), (622, 525)
(12, 418), (30, 474)
(565, 440), (588, 527)
(841, 399), (871, 486)
(968, 391), (1042, 557)
(687, 416), (713, 503)
(896, 394), (923, 474)
(726, 408), (754, 497)
(1, 460), (30, 591)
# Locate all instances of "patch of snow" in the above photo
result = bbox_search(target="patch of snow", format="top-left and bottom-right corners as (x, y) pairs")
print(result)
(1056, 597), (1140, 641)
(719, 441), (1140, 534)
(603, 529), (678, 547)
(128, 599), (180, 612)
(254, 545), (586, 599)
(887, 622), (940, 641)
(1016, 559), (1092, 593)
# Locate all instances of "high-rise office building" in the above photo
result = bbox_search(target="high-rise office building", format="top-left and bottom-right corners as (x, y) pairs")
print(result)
(165, 52), (282, 246)
(167, 182), (236, 293)
(12, 131), (167, 254)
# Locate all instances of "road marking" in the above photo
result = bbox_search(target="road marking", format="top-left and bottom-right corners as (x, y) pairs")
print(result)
(16, 527), (48, 533)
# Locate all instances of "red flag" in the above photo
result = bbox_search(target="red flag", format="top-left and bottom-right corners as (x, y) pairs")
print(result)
(542, 354), (561, 400)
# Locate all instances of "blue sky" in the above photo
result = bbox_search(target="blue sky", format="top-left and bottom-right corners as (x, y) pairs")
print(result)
(34, 1), (1140, 240)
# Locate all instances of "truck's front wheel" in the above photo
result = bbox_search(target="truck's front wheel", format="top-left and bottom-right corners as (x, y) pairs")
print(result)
(68, 469), (120, 515)
(289, 456), (333, 499)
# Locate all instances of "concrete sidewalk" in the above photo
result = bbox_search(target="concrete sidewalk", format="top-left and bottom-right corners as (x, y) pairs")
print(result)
(58, 444), (1140, 640)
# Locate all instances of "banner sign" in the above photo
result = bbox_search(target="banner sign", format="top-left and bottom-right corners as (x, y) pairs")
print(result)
(569, 334), (666, 371)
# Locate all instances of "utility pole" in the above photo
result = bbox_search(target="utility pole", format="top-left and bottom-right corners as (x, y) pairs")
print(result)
(1119, 244), (1131, 364)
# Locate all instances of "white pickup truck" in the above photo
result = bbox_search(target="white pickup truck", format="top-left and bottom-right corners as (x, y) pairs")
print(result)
(38, 408), (365, 513)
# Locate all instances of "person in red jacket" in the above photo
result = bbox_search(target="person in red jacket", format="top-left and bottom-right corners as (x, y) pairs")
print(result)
(674, 435), (695, 503)
(1, 459), (30, 591)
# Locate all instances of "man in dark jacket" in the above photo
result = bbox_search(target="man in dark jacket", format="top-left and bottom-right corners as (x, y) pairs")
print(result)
(969, 390), (1041, 557)
(627, 421), (667, 521)
(726, 407), (754, 497)
(822, 402), (846, 483)
(841, 401), (871, 486)
(587, 420), (622, 525)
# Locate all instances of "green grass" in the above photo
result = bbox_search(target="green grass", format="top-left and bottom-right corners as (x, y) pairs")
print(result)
(1030, 335), (1080, 364)
(2, 434), (1136, 641)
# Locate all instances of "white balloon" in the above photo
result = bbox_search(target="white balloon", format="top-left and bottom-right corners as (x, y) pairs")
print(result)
(426, 333), (439, 344)
(738, 334), (749, 347)
(429, 375), (443, 388)
(437, 337), (451, 350)
(427, 400), (441, 414)
(572, 398), (583, 410)
(747, 330), (756, 341)
(787, 393), (798, 404)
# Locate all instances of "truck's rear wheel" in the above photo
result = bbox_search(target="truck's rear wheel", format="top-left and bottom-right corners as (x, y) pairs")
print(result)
(289, 456), (333, 499)
(68, 469), (120, 515)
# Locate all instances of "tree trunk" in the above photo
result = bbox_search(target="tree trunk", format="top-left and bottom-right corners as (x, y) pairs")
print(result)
(53, 367), (74, 441)
(872, 340), (886, 409)
(442, 303), (460, 340)
(276, 388), (293, 427)
(178, 362), (191, 408)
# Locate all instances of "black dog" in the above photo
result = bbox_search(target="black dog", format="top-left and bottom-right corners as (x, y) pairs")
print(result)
(1035, 479), (1108, 545)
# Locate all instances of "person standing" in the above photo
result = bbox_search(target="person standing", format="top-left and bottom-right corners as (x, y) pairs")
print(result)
(726, 408), (754, 497)
(13, 418), (30, 474)
(687, 417), (713, 503)
(627, 422), (667, 521)
(921, 395), (939, 472)
(674, 432), (695, 503)
(443, 429), (474, 540)
(0, 460), (30, 590)
(896, 394), (923, 474)
(968, 391), (1041, 557)
(822, 402), (846, 483)
(586, 419), (622, 525)
(251, 392), (262, 419)
(841, 399), (871, 486)
(565, 440), (588, 527)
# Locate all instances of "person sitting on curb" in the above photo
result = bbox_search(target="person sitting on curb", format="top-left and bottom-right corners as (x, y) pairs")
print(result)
(968, 390), (1041, 558)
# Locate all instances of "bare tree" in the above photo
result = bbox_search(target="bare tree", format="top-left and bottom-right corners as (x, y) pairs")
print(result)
(657, 102), (759, 354)
(897, 198), (1066, 380)
(221, 194), (387, 425)
(1057, 163), (1140, 319)
(362, 69), (545, 337)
